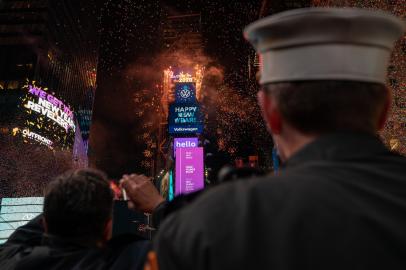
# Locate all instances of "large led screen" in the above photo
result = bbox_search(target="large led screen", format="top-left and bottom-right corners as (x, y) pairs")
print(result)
(0, 197), (44, 244)
(174, 83), (196, 103)
(168, 103), (203, 135)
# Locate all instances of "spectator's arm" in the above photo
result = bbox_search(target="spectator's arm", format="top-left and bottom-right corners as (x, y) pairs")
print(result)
(3, 214), (44, 247)
(151, 201), (168, 229)
(120, 174), (165, 213)
(152, 191), (204, 230)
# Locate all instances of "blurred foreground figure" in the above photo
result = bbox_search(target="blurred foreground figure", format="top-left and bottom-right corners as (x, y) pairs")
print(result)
(0, 169), (150, 270)
(150, 8), (406, 270)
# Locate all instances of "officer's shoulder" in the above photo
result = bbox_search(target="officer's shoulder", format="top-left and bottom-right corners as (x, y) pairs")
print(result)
(188, 170), (328, 214)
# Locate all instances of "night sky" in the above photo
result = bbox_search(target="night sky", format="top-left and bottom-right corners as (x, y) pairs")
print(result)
(89, 0), (273, 179)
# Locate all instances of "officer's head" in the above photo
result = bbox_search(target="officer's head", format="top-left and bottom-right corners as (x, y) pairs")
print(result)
(43, 168), (114, 247)
(257, 80), (389, 160)
(244, 8), (405, 161)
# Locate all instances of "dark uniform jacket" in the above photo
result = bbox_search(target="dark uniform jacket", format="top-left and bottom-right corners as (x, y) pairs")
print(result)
(154, 132), (406, 270)
(0, 214), (150, 270)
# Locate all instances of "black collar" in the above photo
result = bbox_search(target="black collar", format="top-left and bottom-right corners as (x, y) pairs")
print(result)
(42, 233), (100, 249)
(284, 132), (389, 169)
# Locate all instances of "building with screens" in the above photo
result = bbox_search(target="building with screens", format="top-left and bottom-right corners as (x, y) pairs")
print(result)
(0, 0), (100, 151)
(155, 12), (205, 176)
(0, 0), (101, 197)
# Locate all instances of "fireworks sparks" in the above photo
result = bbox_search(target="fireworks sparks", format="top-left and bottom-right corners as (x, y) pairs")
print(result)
(162, 65), (205, 114)
(312, 0), (406, 155)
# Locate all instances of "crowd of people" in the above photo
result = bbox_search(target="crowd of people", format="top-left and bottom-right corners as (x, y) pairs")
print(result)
(1, 7), (406, 270)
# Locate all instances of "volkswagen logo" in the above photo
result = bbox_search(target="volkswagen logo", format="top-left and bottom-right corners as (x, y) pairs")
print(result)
(180, 86), (191, 99)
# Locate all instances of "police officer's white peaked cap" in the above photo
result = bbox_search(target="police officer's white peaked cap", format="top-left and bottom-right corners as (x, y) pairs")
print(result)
(244, 8), (405, 85)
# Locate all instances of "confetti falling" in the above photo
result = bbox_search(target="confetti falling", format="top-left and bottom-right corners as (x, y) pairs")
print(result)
(0, 134), (78, 198)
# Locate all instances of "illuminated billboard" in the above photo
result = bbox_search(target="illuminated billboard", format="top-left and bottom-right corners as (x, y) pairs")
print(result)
(17, 82), (76, 149)
(175, 147), (204, 195)
(173, 137), (198, 157)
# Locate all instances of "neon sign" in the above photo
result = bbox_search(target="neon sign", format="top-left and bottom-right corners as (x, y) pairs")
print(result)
(173, 137), (198, 157)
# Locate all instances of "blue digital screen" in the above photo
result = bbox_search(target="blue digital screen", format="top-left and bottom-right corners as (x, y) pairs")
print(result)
(168, 103), (203, 125)
(168, 103), (204, 134)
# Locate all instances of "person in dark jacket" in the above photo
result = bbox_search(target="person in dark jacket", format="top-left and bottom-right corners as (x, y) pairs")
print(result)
(140, 8), (406, 270)
(0, 168), (150, 270)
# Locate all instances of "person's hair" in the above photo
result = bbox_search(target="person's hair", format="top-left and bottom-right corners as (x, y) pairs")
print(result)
(160, 172), (169, 199)
(43, 168), (114, 240)
(263, 80), (388, 134)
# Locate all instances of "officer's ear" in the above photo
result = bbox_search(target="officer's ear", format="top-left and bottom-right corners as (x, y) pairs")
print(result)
(103, 218), (113, 243)
(378, 87), (391, 130)
(257, 90), (282, 135)
(42, 216), (48, 233)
